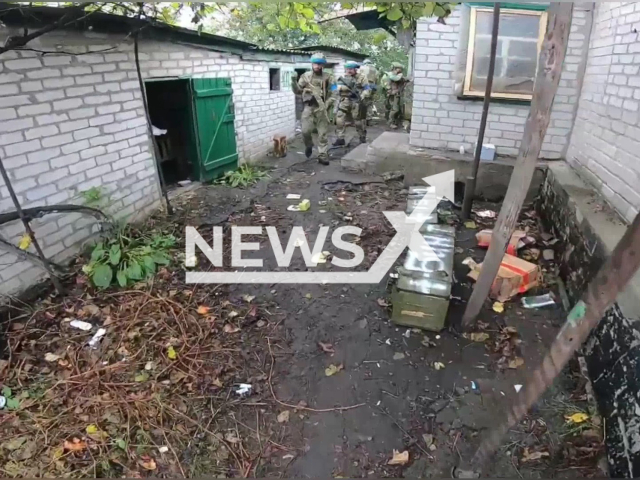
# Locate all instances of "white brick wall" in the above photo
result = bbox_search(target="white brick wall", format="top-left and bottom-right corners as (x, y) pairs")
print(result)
(0, 29), (298, 297)
(565, 2), (640, 223)
(410, 5), (591, 159)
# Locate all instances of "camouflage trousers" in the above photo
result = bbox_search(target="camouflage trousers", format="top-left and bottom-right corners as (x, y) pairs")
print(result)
(335, 98), (365, 140)
(388, 93), (403, 127)
(301, 105), (329, 158)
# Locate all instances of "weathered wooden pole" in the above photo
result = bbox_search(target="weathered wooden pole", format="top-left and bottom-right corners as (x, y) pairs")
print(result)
(461, 2), (573, 329)
(0, 157), (64, 294)
(462, 3), (501, 220)
(459, 210), (640, 475)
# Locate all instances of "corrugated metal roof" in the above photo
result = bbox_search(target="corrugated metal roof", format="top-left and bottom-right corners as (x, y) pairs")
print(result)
(291, 45), (368, 60)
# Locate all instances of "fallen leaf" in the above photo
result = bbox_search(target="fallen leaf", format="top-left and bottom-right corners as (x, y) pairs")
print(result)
(2, 437), (28, 451)
(197, 305), (210, 315)
(422, 433), (434, 448)
(464, 220), (477, 229)
(16, 440), (37, 460)
(377, 298), (389, 307)
(135, 372), (150, 382)
(224, 432), (241, 444)
(18, 233), (32, 250)
(388, 449), (409, 465)
(242, 294), (255, 302)
(227, 311), (239, 318)
(325, 363), (344, 377)
(63, 438), (87, 452)
(492, 302), (504, 313)
(508, 357), (525, 369)
(116, 439), (127, 450)
(433, 362), (446, 370)
(277, 410), (290, 423)
(86, 424), (99, 434)
(44, 352), (62, 362)
(464, 332), (490, 342)
(139, 457), (157, 471)
(565, 412), (589, 424)
(521, 448), (549, 462)
(224, 324), (241, 333)
(145, 361), (154, 371)
(318, 342), (335, 354)
(212, 377), (224, 388)
(86, 424), (108, 441)
(429, 443), (437, 451)
(393, 352), (405, 360)
(167, 345), (177, 360)
(305, 293), (312, 299)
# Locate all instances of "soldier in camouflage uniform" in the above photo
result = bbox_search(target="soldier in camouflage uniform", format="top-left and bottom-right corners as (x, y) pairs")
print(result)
(292, 53), (335, 165)
(334, 61), (366, 146)
(357, 58), (378, 128)
(386, 61), (409, 130)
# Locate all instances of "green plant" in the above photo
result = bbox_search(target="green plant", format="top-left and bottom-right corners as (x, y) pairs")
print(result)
(1, 386), (22, 410)
(83, 229), (175, 289)
(80, 186), (106, 208)
(217, 164), (269, 188)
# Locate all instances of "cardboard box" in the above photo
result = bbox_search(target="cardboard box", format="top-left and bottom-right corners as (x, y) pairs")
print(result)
(476, 229), (527, 255)
(467, 254), (539, 302)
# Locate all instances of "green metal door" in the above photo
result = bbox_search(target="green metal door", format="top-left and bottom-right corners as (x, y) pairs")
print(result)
(190, 77), (238, 181)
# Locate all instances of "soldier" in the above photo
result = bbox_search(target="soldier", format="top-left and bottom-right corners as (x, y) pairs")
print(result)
(334, 61), (366, 146)
(357, 58), (378, 127)
(386, 61), (409, 130)
(292, 53), (334, 165)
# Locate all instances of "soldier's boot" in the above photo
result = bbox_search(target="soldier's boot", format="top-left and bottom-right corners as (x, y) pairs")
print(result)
(317, 155), (329, 165)
(359, 135), (367, 143)
(333, 138), (346, 147)
(305, 146), (313, 158)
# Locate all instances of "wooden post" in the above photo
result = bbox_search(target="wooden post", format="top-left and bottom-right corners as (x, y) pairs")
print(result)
(461, 2), (573, 329)
(0, 157), (64, 295)
(462, 2), (500, 220)
(461, 211), (640, 474)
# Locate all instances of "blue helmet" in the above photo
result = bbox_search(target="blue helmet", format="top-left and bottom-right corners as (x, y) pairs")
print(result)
(345, 61), (360, 69)
(310, 53), (327, 64)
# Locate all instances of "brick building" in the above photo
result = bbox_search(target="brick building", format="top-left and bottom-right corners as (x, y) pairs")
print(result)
(410, 2), (640, 223)
(0, 6), (363, 296)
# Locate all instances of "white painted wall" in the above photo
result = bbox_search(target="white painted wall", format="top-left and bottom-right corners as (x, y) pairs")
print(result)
(565, 1), (640, 223)
(0, 28), (298, 296)
(410, 5), (591, 159)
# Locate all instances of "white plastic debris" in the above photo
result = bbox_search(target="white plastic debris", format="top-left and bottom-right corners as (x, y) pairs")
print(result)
(514, 384), (523, 393)
(0, 395), (6, 409)
(385, 338), (391, 345)
(403, 329), (411, 338)
(158, 446), (169, 453)
(286, 193), (301, 200)
(88, 328), (107, 348)
(521, 293), (556, 309)
(152, 125), (168, 136)
(389, 273), (399, 279)
(235, 383), (252, 395)
(70, 320), (93, 331)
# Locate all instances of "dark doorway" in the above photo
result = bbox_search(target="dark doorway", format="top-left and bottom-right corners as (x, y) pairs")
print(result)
(145, 79), (195, 186)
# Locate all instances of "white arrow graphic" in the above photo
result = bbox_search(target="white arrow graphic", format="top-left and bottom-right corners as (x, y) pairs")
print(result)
(186, 170), (456, 284)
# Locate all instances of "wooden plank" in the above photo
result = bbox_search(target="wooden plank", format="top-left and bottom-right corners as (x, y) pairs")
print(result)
(460, 2), (574, 329)
(460, 210), (640, 474)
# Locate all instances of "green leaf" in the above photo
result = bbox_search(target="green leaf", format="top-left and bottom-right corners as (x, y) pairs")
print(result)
(92, 264), (113, 288)
(434, 5), (446, 17)
(109, 244), (121, 265)
(151, 252), (171, 266)
(301, 7), (315, 19)
(277, 15), (287, 29)
(2, 386), (12, 398)
(424, 3), (435, 16)
(91, 247), (105, 261)
(142, 256), (156, 275)
(6, 397), (20, 410)
(386, 6), (404, 21)
(116, 438), (127, 450)
(134, 372), (149, 382)
(116, 270), (128, 288)
(127, 261), (143, 280)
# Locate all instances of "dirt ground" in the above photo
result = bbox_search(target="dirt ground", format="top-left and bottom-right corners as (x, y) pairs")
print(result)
(0, 127), (605, 477)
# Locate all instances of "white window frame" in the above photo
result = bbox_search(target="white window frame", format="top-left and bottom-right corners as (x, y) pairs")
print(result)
(463, 7), (548, 100)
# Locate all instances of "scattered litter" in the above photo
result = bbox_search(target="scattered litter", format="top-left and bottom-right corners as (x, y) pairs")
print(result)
(318, 200), (327, 206)
(224, 324), (241, 333)
(421, 336), (436, 347)
(403, 329), (410, 338)
(385, 338), (391, 345)
(70, 320), (93, 331)
(325, 363), (344, 376)
(0, 396), (5, 409)
(393, 352), (405, 360)
(492, 301), (505, 313)
(462, 256), (475, 266)
(44, 353), (62, 362)
(565, 412), (589, 424)
(422, 433), (434, 448)
(475, 210), (496, 219)
(522, 248), (540, 261)
(388, 449), (409, 465)
(542, 248), (555, 260)
(158, 446), (169, 453)
(476, 229), (527, 255)
(522, 293), (556, 309)
(467, 254), (539, 302)
(282, 454), (295, 460)
(242, 294), (256, 302)
(197, 305), (210, 315)
(521, 448), (549, 462)
(464, 220), (477, 229)
(514, 384), (523, 393)
(286, 193), (301, 200)
(277, 410), (290, 423)
(235, 383), (252, 396)
(318, 341), (335, 354)
(287, 199), (311, 212)
(319, 209), (327, 213)
(433, 362), (446, 370)
(177, 179), (192, 187)
(144, 361), (154, 371)
(389, 273), (399, 279)
(87, 328), (106, 349)
(435, 335), (441, 340)
(381, 171), (404, 182)
(18, 233), (31, 250)
(311, 251), (331, 264)
(305, 293), (312, 299)
(377, 298), (389, 307)
(508, 357), (525, 369)
(471, 381), (478, 391)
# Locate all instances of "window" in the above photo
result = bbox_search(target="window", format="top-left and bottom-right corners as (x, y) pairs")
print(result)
(464, 7), (547, 100)
(269, 68), (281, 91)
